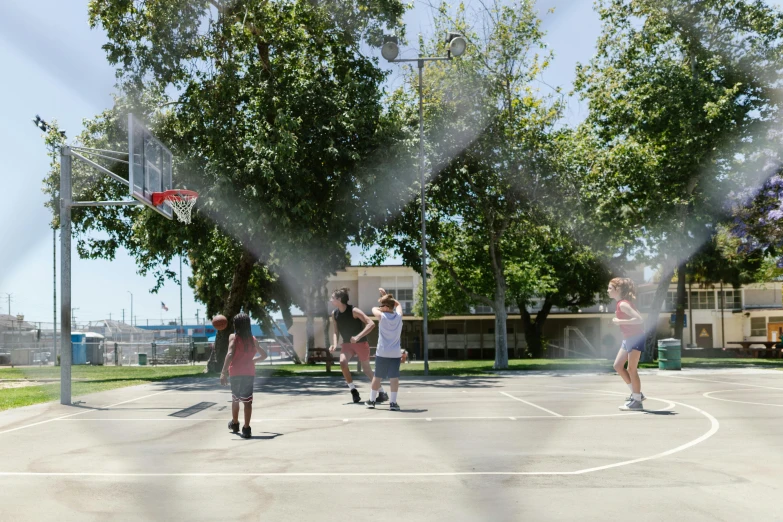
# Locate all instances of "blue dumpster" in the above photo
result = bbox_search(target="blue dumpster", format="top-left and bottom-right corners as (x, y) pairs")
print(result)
(71, 333), (87, 365)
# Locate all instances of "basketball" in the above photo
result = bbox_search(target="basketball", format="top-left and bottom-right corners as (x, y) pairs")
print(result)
(211, 314), (228, 331)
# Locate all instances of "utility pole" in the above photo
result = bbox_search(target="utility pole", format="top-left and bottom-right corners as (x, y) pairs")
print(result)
(71, 308), (78, 327)
(127, 291), (133, 328)
(122, 309), (125, 324)
(109, 312), (112, 321)
(4, 293), (13, 316)
(33, 115), (65, 368)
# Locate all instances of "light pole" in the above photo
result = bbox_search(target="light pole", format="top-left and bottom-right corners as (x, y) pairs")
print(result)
(127, 291), (133, 327)
(179, 253), (184, 341)
(380, 32), (467, 375)
(32, 115), (66, 367)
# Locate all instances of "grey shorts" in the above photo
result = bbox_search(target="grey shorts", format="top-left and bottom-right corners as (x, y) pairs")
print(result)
(230, 375), (254, 403)
(374, 356), (401, 379)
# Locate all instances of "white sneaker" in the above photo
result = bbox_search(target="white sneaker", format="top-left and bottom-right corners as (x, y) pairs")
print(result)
(620, 399), (644, 411)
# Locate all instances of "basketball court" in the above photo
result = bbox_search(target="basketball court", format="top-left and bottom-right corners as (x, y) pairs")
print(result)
(0, 369), (781, 520)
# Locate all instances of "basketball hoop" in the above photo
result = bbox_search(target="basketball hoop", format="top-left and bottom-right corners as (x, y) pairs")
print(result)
(151, 189), (198, 224)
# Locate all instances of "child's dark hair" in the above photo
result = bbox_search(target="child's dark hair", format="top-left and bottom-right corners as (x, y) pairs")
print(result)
(609, 277), (637, 301)
(331, 288), (350, 305)
(233, 312), (252, 349)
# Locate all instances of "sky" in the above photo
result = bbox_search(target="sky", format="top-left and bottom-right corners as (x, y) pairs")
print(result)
(0, 0), (608, 327)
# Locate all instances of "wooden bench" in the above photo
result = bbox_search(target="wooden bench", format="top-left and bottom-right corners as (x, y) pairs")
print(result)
(306, 348), (336, 364)
(723, 342), (782, 359)
(306, 348), (409, 365)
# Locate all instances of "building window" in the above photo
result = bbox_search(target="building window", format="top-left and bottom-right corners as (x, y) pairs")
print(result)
(720, 290), (742, 310)
(750, 317), (766, 337)
(689, 290), (716, 310)
(665, 291), (678, 311)
(395, 289), (414, 315)
(638, 293), (654, 310)
(475, 305), (493, 314)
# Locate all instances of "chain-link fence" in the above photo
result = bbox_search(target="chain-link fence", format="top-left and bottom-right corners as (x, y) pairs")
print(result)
(1, 338), (295, 367)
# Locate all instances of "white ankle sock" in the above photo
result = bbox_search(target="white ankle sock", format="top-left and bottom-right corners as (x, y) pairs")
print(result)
(627, 383), (633, 392)
(370, 389), (378, 401)
(348, 382), (356, 390)
(390, 392), (398, 403)
(632, 392), (642, 401)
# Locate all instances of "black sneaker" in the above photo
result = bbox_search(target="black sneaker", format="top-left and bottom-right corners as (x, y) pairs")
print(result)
(228, 420), (239, 433)
(351, 388), (361, 403)
(241, 425), (252, 438)
(365, 400), (376, 409)
(389, 402), (400, 411)
(376, 390), (389, 403)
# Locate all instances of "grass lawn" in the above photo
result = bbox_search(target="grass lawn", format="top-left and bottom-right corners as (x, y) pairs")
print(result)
(264, 357), (783, 377)
(2, 356), (780, 412)
(0, 365), (210, 412)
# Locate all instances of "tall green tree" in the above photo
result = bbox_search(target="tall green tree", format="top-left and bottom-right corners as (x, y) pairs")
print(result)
(43, 0), (407, 366)
(576, 0), (783, 359)
(375, 1), (610, 367)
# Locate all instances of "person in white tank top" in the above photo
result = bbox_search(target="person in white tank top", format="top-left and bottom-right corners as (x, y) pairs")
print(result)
(366, 288), (404, 411)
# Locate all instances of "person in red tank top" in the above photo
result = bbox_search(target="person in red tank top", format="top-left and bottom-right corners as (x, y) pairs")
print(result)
(608, 277), (646, 411)
(219, 313), (267, 438)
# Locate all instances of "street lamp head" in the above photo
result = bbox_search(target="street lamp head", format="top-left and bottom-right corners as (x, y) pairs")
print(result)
(381, 35), (399, 62)
(447, 32), (467, 58)
(33, 115), (46, 131)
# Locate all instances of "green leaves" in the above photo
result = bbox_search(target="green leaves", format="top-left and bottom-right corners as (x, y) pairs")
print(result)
(47, 0), (407, 329)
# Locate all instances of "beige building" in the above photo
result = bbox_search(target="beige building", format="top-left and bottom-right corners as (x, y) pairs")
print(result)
(288, 266), (783, 361)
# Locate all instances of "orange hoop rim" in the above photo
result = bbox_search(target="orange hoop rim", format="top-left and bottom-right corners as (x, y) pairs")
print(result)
(151, 189), (198, 207)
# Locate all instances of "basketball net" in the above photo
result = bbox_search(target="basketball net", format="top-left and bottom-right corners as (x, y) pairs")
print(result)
(166, 192), (198, 224)
(152, 189), (199, 224)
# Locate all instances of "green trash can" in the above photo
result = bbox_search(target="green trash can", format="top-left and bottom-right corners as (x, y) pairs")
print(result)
(657, 339), (681, 370)
(138, 353), (148, 366)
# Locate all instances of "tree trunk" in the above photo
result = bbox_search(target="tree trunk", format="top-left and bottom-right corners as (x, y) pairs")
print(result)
(642, 264), (677, 362)
(281, 306), (293, 330)
(688, 280), (694, 347)
(674, 261), (687, 342)
(319, 285), (332, 373)
(210, 247), (256, 372)
(520, 297), (553, 358)
(493, 292), (509, 370)
(305, 286), (316, 364)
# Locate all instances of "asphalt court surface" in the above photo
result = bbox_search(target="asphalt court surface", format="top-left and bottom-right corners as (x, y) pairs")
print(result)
(0, 369), (781, 521)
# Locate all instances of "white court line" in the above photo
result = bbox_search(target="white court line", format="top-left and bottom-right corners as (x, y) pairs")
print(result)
(0, 386), (187, 437)
(572, 400), (719, 475)
(0, 384), (713, 478)
(55, 411), (658, 422)
(0, 399), (717, 479)
(499, 392), (562, 417)
(703, 389), (783, 408)
(663, 375), (783, 391)
(398, 390), (622, 395)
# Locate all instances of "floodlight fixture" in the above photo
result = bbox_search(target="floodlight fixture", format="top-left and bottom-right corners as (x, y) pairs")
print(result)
(381, 35), (399, 62)
(447, 32), (467, 58)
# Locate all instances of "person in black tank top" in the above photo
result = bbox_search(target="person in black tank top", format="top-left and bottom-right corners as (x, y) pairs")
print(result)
(328, 288), (388, 404)
(333, 304), (369, 344)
